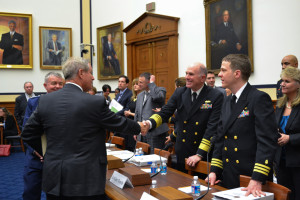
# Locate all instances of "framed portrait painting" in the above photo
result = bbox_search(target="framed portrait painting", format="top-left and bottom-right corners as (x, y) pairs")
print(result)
(204, 0), (253, 72)
(0, 12), (32, 69)
(97, 22), (123, 80)
(39, 26), (72, 69)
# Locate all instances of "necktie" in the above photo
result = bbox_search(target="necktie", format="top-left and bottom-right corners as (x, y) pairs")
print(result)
(143, 92), (148, 105)
(10, 33), (13, 39)
(192, 92), (197, 103)
(54, 42), (58, 51)
(117, 91), (123, 102)
(231, 95), (237, 109)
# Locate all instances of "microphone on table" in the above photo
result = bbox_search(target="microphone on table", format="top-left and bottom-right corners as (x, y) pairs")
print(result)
(123, 135), (138, 163)
(150, 142), (174, 178)
(196, 136), (216, 200)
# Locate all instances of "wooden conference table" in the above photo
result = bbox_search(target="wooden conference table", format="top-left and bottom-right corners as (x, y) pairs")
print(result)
(105, 149), (225, 200)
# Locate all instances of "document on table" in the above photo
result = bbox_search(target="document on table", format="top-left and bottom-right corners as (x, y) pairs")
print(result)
(212, 187), (274, 200)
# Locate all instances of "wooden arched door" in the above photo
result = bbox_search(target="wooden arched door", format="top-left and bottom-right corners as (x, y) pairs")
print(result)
(124, 13), (179, 101)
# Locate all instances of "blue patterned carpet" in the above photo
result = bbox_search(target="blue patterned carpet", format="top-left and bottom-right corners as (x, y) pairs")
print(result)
(0, 150), (46, 200)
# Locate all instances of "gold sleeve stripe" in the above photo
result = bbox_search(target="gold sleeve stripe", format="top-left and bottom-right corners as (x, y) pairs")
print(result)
(211, 158), (223, 169)
(254, 166), (270, 174)
(198, 138), (211, 152)
(253, 169), (268, 176)
(149, 114), (163, 128)
(168, 117), (172, 123)
(202, 138), (211, 145)
(255, 163), (271, 170)
(172, 131), (177, 137)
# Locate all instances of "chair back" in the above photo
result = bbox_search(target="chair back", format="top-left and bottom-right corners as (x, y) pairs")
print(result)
(185, 159), (211, 176)
(239, 175), (291, 200)
(111, 136), (125, 150)
(4, 115), (25, 152)
(136, 141), (150, 154)
(154, 148), (171, 167)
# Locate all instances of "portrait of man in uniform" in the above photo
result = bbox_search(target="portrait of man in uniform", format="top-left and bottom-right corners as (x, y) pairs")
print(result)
(205, 0), (253, 71)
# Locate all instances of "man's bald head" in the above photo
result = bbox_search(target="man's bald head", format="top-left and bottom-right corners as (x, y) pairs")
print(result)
(281, 55), (298, 70)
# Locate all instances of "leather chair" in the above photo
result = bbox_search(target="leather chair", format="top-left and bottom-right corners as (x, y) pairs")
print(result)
(185, 159), (211, 176)
(136, 141), (150, 154)
(4, 115), (25, 152)
(154, 148), (172, 167)
(110, 136), (125, 150)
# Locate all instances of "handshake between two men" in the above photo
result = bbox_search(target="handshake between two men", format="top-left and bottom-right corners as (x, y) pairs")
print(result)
(137, 120), (151, 136)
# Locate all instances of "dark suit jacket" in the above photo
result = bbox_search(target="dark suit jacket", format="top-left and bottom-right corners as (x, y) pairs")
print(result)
(275, 104), (300, 167)
(211, 83), (278, 189)
(22, 84), (140, 196)
(115, 88), (132, 116)
(0, 32), (24, 64)
(149, 85), (223, 163)
(46, 41), (62, 65)
(14, 94), (28, 128)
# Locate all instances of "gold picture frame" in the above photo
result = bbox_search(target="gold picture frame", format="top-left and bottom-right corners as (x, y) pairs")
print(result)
(0, 12), (32, 69)
(39, 26), (72, 69)
(97, 22), (123, 80)
(204, 0), (253, 72)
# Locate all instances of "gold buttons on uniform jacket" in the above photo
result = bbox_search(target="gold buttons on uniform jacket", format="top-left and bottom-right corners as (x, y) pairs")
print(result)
(226, 158), (229, 162)
(234, 148), (238, 152)
(183, 130), (186, 133)
(236, 160), (239, 164)
(194, 141), (197, 144)
(234, 136), (238, 140)
(182, 139), (185, 142)
(184, 121), (187, 124)
(225, 136), (228, 139)
(196, 122), (199, 125)
(224, 147), (227, 151)
(195, 132), (198, 135)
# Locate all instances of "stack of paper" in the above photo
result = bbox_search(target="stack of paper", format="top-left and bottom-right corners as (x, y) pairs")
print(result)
(109, 99), (123, 113)
(107, 150), (134, 161)
(130, 154), (168, 166)
(212, 187), (274, 200)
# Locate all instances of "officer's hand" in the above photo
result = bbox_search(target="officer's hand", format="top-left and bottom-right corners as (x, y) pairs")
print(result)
(186, 155), (202, 167)
(165, 136), (171, 144)
(242, 180), (265, 197)
(205, 172), (220, 185)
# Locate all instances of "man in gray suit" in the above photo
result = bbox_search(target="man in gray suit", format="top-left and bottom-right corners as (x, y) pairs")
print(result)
(206, 70), (226, 96)
(135, 72), (169, 153)
(22, 57), (147, 199)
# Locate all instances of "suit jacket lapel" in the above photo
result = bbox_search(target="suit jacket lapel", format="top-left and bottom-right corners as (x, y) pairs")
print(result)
(181, 88), (192, 114)
(286, 104), (300, 131)
(224, 83), (251, 132)
(143, 91), (150, 107)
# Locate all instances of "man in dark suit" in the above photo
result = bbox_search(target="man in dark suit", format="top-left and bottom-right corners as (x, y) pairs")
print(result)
(14, 81), (35, 129)
(115, 75), (133, 116)
(276, 55), (298, 99)
(207, 54), (278, 197)
(103, 33), (121, 75)
(22, 72), (64, 200)
(206, 70), (226, 96)
(0, 20), (24, 64)
(46, 34), (63, 65)
(135, 73), (168, 153)
(22, 57), (146, 199)
(145, 63), (223, 171)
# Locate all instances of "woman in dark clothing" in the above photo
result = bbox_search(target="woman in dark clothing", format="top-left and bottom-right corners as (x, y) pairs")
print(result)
(275, 66), (300, 200)
(124, 78), (141, 151)
(0, 107), (18, 137)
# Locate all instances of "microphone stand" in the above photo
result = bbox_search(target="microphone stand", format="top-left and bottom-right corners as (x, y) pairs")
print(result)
(150, 142), (173, 178)
(123, 138), (138, 163)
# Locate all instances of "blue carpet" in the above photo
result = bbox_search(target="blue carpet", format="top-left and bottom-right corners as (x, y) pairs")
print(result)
(0, 150), (46, 200)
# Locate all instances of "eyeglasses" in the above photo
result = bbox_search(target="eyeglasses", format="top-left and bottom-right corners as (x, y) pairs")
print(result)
(281, 62), (290, 66)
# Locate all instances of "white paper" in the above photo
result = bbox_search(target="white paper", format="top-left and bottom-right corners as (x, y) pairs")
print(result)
(140, 192), (159, 200)
(109, 99), (123, 113)
(141, 168), (151, 173)
(178, 185), (211, 193)
(106, 143), (116, 148)
(212, 187), (274, 200)
(131, 154), (168, 166)
(110, 171), (134, 189)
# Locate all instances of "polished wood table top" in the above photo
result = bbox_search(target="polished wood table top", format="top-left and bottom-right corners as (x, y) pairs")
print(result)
(105, 158), (225, 200)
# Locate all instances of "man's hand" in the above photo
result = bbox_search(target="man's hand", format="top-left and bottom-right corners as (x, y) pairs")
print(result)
(165, 136), (171, 144)
(278, 133), (289, 146)
(186, 155), (202, 167)
(138, 121), (150, 136)
(150, 75), (155, 83)
(12, 45), (23, 51)
(152, 108), (161, 112)
(241, 180), (265, 197)
(221, 40), (227, 44)
(33, 150), (44, 163)
(124, 110), (131, 117)
(236, 43), (242, 51)
(133, 135), (137, 141)
(205, 172), (220, 185)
